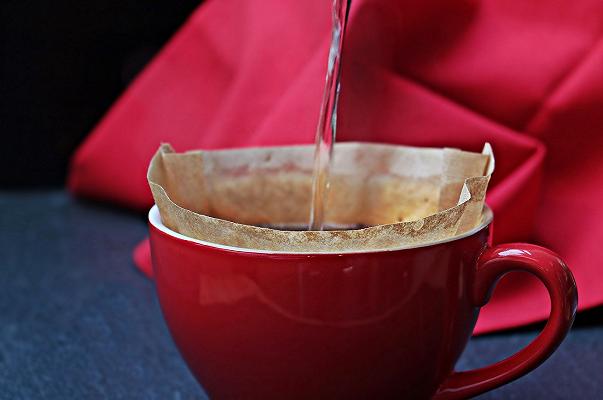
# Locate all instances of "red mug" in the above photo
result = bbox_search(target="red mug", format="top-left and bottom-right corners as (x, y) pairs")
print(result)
(148, 205), (577, 399)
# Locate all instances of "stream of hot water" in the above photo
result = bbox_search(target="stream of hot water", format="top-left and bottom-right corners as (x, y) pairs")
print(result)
(308, 0), (352, 230)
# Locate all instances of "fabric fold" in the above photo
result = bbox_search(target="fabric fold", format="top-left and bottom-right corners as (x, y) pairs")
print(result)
(68, 0), (603, 333)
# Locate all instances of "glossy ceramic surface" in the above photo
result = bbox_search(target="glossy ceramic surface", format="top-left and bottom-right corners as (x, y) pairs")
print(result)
(148, 206), (577, 399)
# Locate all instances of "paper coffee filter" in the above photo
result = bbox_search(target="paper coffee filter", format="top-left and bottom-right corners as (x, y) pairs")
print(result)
(148, 142), (494, 252)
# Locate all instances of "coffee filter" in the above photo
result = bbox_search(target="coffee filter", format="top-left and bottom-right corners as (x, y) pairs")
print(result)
(148, 142), (494, 252)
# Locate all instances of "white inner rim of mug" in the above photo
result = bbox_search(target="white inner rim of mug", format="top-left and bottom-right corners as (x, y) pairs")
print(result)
(148, 205), (494, 255)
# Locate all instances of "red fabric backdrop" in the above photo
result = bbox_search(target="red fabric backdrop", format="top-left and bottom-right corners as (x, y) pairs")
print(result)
(69, 0), (603, 334)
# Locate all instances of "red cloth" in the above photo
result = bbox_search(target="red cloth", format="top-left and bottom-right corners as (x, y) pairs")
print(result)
(69, 0), (603, 334)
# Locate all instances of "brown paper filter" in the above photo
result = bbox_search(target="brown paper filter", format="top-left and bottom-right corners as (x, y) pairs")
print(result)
(148, 142), (494, 253)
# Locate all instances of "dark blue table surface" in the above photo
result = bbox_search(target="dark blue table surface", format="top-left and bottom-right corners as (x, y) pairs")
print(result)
(1, 190), (601, 399)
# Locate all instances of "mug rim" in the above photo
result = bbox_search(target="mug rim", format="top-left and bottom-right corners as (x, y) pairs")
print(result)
(148, 205), (493, 255)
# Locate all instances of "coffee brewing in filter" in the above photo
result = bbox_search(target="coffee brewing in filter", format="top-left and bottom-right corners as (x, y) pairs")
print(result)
(148, 142), (494, 253)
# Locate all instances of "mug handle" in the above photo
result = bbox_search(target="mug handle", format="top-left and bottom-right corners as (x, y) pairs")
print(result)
(433, 243), (578, 400)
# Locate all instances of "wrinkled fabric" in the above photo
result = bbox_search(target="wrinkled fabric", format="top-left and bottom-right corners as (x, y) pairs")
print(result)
(68, 0), (603, 334)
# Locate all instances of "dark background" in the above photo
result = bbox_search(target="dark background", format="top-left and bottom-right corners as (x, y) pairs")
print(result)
(1, 0), (203, 187)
